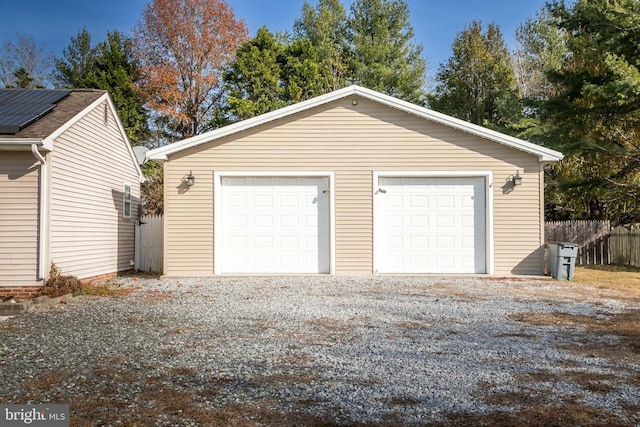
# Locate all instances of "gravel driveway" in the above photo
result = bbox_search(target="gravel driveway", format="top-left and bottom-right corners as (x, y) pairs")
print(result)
(1, 276), (639, 426)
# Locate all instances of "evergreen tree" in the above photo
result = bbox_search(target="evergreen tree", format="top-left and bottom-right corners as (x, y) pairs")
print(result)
(89, 31), (149, 145)
(348, 0), (426, 104)
(53, 28), (95, 88)
(54, 29), (148, 145)
(224, 27), (287, 120)
(13, 68), (35, 88)
(540, 0), (640, 223)
(280, 36), (326, 102)
(429, 21), (521, 131)
(294, 0), (349, 91)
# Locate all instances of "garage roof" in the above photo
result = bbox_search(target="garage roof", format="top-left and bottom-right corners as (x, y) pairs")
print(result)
(146, 85), (563, 163)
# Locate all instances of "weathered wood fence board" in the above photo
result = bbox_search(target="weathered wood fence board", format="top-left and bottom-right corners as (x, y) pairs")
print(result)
(545, 220), (611, 265)
(545, 220), (611, 245)
(135, 215), (163, 273)
(577, 234), (610, 265)
(545, 220), (640, 267)
(610, 226), (640, 267)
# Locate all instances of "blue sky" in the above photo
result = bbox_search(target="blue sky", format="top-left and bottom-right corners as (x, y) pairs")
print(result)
(2, 0), (549, 77)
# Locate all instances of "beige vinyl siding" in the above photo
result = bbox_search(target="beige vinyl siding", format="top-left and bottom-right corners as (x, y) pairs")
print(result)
(335, 170), (372, 274)
(164, 97), (544, 275)
(0, 152), (40, 286)
(163, 167), (214, 276)
(49, 100), (140, 279)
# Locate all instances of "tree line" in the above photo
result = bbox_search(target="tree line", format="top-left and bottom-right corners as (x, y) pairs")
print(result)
(1, 0), (638, 225)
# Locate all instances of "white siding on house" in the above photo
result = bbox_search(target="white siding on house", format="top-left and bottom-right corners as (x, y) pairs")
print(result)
(49, 100), (140, 279)
(0, 152), (41, 286)
(163, 97), (544, 276)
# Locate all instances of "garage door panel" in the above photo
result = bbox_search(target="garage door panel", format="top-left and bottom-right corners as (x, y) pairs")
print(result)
(221, 176), (330, 274)
(280, 215), (299, 227)
(280, 235), (299, 247)
(436, 195), (454, 207)
(410, 216), (428, 227)
(377, 176), (486, 274)
(410, 235), (428, 247)
(436, 256), (455, 269)
(229, 195), (247, 207)
(254, 235), (273, 247)
(254, 215), (272, 227)
(436, 215), (454, 228)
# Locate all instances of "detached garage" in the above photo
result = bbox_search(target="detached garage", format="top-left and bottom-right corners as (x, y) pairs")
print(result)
(147, 85), (562, 277)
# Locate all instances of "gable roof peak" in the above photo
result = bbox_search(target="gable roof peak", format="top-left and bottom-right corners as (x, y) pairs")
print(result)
(147, 85), (563, 162)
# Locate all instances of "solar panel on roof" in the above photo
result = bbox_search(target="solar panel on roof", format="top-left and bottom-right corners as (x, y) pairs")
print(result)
(7, 89), (70, 105)
(0, 91), (21, 104)
(0, 89), (70, 134)
(0, 104), (55, 134)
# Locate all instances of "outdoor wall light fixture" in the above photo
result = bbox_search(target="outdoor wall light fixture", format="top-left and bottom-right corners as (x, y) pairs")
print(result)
(512, 170), (522, 186)
(186, 171), (195, 187)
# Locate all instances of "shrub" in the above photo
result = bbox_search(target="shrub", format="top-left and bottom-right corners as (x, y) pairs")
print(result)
(38, 263), (82, 298)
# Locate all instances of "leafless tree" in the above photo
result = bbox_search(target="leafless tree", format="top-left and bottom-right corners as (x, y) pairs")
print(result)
(0, 34), (54, 88)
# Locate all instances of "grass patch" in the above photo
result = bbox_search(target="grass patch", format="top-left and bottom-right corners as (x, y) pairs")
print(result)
(572, 265), (640, 298)
(511, 309), (640, 354)
(437, 400), (636, 427)
(70, 377), (343, 427)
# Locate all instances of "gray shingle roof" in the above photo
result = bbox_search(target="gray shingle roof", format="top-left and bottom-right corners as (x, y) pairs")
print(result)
(0, 89), (106, 139)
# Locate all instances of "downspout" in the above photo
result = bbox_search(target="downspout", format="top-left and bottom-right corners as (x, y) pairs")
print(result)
(31, 144), (47, 281)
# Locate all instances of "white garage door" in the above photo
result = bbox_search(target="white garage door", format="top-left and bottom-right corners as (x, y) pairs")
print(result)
(376, 177), (486, 274)
(220, 176), (330, 273)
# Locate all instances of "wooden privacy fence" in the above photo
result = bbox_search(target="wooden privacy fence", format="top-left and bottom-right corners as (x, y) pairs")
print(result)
(135, 214), (163, 273)
(545, 220), (640, 267)
(610, 226), (640, 267)
(545, 220), (611, 265)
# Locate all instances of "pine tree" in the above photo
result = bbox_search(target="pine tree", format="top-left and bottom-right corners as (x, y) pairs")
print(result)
(294, 0), (349, 92)
(348, 0), (426, 104)
(13, 68), (35, 88)
(280, 37), (327, 102)
(53, 28), (95, 88)
(540, 0), (640, 223)
(224, 27), (287, 120)
(89, 31), (149, 145)
(429, 21), (520, 131)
